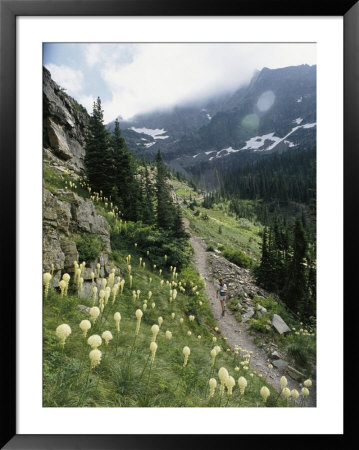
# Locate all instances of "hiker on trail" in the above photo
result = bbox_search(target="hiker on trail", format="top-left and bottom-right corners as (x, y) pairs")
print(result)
(216, 278), (229, 317)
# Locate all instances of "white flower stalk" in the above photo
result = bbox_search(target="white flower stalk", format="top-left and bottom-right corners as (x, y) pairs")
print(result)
(303, 379), (312, 388)
(132, 291), (137, 302)
(212, 337), (217, 343)
(108, 272), (115, 288)
(179, 318), (184, 325)
(148, 291), (152, 300)
(143, 262), (146, 269)
(127, 265), (132, 275)
(79, 320), (91, 337)
(209, 378), (217, 398)
(260, 386), (270, 402)
(43, 272), (52, 298)
(183, 346), (190, 367)
(136, 289), (141, 300)
(111, 283), (119, 304)
(282, 387), (291, 399)
(150, 341), (158, 362)
(280, 376), (288, 389)
(159, 269), (162, 275)
(134, 242), (137, 247)
(238, 377), (247, 395)
(187, 331), (192, 336)
(139, 257), (142, 266)
(146, 250), (149, 256)
(291, 389), (299, 400)
(227, 376), (235, 396)
(135, 309), (143, 335)
(149, 277), (152, 285)
(151, 302), (155, 309)
(62, 273), (70, 296)
(172, 289), (178, 300)
(198, 335), (201, 340)
(165, 330), (172, 340)
(160, 280), (164, 287)
(102, 278), (107, 290)
(81, 261), (86, 277)
(213, 346), (221, 356)
(218, 367), (229, 396)
(91, 272), (95, 286)
(96, 263), (100, 278)
(164, 254), (168, 261)
(79, 277), (84, 294)
(210, 348), (217, 367)
(104, 287), (111, 305)
(56, 324), (71, 348)
(120, 279), (125, 294)
(102, 330), (113, 346)
(89, 349), (102, 369)
(189, 315), (195, 322)
(129, 275), (133, 288)
(143, 303), (147, 311)
(301, 387), (310, 397)
(171, 313), (175, 319)
(89, 306), (100, 324)
(151, 324), (160, 342)
(111, 312), (121, 334)
(87, 334), (102, 349)
(158, 317), (163, 328)
(59, 280), (67, 297)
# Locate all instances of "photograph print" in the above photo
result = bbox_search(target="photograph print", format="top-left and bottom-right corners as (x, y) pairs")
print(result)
(42, 43), (316, 408)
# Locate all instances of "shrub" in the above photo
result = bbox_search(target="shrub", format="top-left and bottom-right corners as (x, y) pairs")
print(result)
(206, 245), (214, 252)
(75, 234), (104, 262)
(249, 316), (273, 334)
(222, 248), (252, 268)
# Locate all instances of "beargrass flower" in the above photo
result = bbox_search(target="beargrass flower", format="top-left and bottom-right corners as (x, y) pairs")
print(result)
(282, 387), (291, 399)
(104, 287), (111, 305)
(227, 376), (236, 396)
(59, 279), (67, 297)
(87, 334), (102, 349)
(183, 346), (190, 367)
(260, 386), (270, 402)
(218, 367), (229, 396)
(90, 306), (100, 323)
(187, 331), (192, 336)
(151, 324), (159, 342)
(179, 318), (184, 325)
(151, 302), (155, 309)
(209, 378), (217, 398)
(148, 291), (152, 300)
(165, 330), (172, 340)
(79, 320), (91, 337)
(135, 309), (143, 335)
(213, 337), (217, 343)
(291, 389), (299, 400)
(89, 349), (102, 369)
(304, 379), (312, 388)
(143, 303), (147, 311)
(301, 387), (310, 397)
(189, 315), (195, 322)
(238, 376), (247, 395)
(96, 263), (100, 278)
(280, 376), (288, 389)
(56, 324), (71, 347)
(102, 330), (113, 345)
(150, 341), (157, 362)
(43, 272), (52, 298)
(158, 316), (163, 328)
(114, 312), (121, 332)
(171, 313), (175, 319)
(197, 335), (201, 340)
(210, 348), (217, 366)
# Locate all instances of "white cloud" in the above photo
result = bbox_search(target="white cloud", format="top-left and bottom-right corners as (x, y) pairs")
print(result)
(45, 63), (84, 96)
(77, 95), (96, 114)
(96, 43), (316, 122)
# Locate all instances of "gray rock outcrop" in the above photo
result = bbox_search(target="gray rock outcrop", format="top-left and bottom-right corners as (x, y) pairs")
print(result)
(271, 314), (291, 334)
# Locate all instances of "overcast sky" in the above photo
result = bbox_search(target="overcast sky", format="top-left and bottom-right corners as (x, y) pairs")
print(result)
(44, 43), (316, 123)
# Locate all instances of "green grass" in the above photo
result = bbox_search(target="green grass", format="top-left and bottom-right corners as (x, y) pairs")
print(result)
(43, 252), (289, 407)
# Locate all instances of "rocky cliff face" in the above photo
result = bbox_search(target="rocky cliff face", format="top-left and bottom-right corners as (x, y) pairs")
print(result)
(43, 67), (114, 290)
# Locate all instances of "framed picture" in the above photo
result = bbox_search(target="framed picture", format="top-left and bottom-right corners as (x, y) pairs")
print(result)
(1, 0), (355, 447)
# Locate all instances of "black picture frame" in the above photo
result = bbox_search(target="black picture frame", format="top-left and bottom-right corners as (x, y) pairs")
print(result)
(1, 0), (356, 447)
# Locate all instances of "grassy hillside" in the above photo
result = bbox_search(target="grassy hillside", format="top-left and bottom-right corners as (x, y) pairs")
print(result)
(42, 172), (303, 408)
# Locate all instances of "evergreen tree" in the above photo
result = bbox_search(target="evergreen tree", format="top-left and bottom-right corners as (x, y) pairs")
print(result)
(85, 97), (114, 196)
(141, 161), (155, 224)
(281, 217), (308, 313)
(155, 150), (175, 230)
(112, 118), (139, 221)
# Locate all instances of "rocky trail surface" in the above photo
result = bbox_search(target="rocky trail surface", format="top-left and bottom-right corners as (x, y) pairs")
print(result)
(183, 218), (316, 407)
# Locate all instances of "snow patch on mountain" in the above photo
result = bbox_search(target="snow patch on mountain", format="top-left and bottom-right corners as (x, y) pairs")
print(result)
(293, 118), (303, 125)
(130, 127), (168, 139)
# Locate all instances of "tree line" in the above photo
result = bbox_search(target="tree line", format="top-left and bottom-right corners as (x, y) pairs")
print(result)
(84, 97), (186, 238)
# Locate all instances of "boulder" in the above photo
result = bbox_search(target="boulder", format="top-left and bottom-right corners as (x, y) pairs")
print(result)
(47, 118), (72, 160)
(272, 359), (289, 371)
(271, 314), (291, 334)
(287, 365), (305, 381)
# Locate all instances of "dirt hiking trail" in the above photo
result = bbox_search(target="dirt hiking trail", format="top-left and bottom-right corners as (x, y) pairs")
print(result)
(183, 218), (316, 407)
